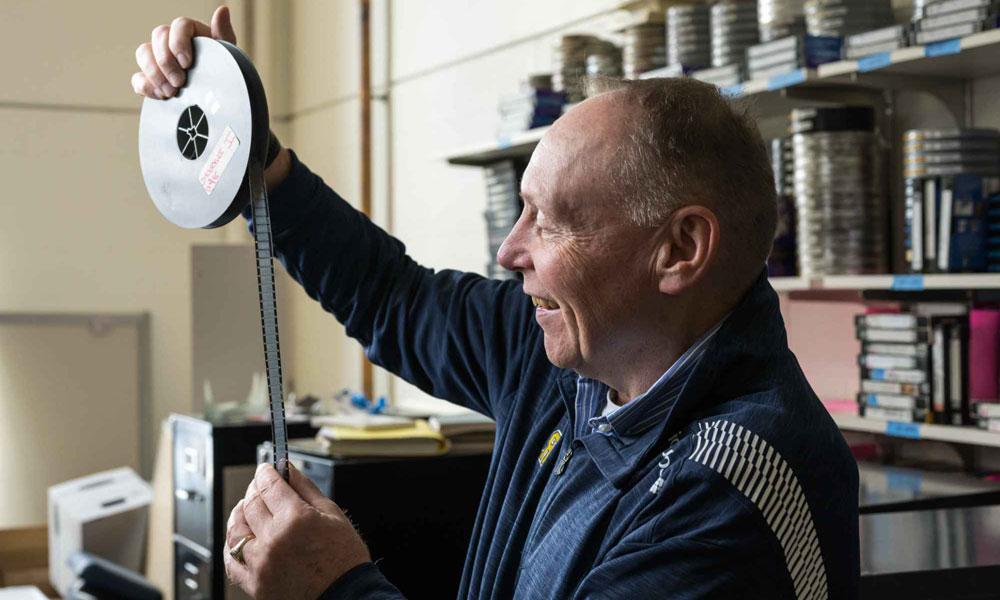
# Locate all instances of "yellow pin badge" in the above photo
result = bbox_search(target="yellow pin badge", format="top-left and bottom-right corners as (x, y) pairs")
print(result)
(538, 430), (562, 466)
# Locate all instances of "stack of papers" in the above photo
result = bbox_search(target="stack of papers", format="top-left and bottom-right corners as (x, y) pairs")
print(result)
(429, 413), (496, 454)
(311, 415), (450, 458)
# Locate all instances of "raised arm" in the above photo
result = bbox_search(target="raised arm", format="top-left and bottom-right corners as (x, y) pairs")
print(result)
(131, 7), (540, 420)
(251, 151), (539, 419)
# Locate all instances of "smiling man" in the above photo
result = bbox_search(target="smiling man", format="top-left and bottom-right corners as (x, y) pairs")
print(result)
(134, 8), (859, 599)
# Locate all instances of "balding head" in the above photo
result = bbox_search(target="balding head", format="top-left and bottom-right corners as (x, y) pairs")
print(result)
(554, 78), (778, 291)
(500, 78), (776, 396)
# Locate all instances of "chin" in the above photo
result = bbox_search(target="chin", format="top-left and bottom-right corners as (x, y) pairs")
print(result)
(542, 336), (580, 370)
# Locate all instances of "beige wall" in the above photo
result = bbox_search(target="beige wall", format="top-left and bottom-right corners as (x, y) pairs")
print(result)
(0, 1), (228, 486)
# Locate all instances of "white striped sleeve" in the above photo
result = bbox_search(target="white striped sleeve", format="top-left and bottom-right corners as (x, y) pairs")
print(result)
(688, 419), (829, 600)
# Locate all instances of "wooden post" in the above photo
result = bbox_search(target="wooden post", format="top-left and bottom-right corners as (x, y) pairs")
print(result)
(359, 0), (374, 399)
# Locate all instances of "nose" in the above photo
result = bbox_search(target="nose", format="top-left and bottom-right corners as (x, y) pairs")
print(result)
(497, 211), (531, 273)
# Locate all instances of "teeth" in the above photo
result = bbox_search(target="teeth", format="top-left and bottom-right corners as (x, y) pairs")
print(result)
(531, 296), (559, 310)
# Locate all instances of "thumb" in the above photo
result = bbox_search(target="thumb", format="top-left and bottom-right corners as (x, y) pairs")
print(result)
(211, 5), (238, 44)
(287, 462), (338, 513)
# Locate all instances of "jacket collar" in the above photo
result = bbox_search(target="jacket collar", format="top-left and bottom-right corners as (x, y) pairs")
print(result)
(569, 269), (790, 488)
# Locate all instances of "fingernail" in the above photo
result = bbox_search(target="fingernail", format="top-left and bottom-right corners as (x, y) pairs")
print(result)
(177, 52), (190, 68)
(167, 72), (184, 88)
(160, 83), (175, 98)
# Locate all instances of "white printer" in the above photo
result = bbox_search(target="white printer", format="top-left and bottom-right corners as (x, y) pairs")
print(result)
(47, 467), (152, 597)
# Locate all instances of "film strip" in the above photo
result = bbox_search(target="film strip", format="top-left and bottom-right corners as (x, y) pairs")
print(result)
(248, 157), (289, 480)
(138, 37), (289, 480)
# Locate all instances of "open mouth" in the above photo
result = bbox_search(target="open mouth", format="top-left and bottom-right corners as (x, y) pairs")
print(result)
(531, 296), (560, 310)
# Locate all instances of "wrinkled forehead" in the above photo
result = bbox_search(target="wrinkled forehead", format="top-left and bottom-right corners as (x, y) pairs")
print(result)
(521, 94), (628, 219)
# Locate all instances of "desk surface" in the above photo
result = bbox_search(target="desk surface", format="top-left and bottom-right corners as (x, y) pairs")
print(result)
(862, 503), (1000, 575)
(858, 462), (1000, 513)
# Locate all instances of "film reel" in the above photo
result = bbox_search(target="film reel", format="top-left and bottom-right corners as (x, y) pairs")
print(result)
(138, 37), (289, 480)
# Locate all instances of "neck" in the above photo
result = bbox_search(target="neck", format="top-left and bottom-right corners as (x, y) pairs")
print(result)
(601, 290), (734, 405)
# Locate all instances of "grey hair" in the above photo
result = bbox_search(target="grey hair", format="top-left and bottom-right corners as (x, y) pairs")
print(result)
(590, 77), (778, 274)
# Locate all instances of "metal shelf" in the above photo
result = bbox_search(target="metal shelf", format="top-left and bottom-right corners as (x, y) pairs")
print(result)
(833, 413), (1000, 448)
(445, 126), (549, 166)
(769, 273), (1000, 293)
(445, 29), (1000, 166)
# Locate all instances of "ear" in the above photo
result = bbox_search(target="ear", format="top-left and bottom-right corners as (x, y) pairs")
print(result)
(653, 205), (719, 295)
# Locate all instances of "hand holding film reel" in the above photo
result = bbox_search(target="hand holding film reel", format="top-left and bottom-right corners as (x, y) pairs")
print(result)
(133, 7), (371, 594)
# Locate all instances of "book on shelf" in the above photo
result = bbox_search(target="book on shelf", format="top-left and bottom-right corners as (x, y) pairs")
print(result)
(969, 308), (1000, 404)
(906, 174), (999, 274)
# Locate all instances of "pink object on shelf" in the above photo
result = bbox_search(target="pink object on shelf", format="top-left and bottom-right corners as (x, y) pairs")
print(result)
(822, 398), (857, 414)
(969, 308), (1000, 403)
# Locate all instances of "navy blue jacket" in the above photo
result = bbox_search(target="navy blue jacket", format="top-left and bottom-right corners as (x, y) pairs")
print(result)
(252, 152), (860, 599)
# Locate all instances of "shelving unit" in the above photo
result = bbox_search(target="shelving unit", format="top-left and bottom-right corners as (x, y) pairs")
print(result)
(446, 127), (549, 167)
(446, 29), (1000, 166)
(444, 27), (1000, 451)
(833, 413), (1000, 448)
(769, 273), (1000, 293)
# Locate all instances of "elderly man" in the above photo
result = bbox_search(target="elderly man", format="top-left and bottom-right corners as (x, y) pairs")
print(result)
(133, 7), (859, 599)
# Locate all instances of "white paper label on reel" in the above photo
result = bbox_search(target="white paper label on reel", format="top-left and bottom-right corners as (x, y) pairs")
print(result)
(198, 126), (241, 195)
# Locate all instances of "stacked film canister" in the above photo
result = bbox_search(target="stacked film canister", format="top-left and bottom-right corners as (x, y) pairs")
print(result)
(622, 22), (668, 79)
(667, 4), (712, 71)
(768, 137), (798, 277)
(791, 106), (888, 276)
(903, 129), (1000, 274)
(911, 0), (1000, 45)
(584, 40), (623, 97)
(746, 33), (842, 80)
(804, 0), (895, 37)
(553, 35), (600, 104)
(711, 1), (760, 68)
(758, 0), (808, 42)
(483, 161), (522, 279)
(842, 24), (908, 59)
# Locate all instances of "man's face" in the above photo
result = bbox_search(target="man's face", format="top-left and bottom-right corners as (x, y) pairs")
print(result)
(497, 97), (659, 375)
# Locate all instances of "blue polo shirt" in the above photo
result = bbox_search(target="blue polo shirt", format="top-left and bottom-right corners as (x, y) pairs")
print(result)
(249, 152), (860, 599)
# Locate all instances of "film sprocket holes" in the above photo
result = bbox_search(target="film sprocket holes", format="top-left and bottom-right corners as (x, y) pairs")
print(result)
(138, 37), (290, 480)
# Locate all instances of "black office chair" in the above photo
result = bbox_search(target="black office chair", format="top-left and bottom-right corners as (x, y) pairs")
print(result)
(65, 551), (161, 600)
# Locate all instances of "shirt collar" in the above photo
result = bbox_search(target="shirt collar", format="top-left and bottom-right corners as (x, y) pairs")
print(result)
(580, 314), (727, 440)
(564, 310), (732, 488)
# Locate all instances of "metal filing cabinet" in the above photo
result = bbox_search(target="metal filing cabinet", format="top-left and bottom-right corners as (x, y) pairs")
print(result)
(171, 414), (316, 600)
(259, 441), (492, 600)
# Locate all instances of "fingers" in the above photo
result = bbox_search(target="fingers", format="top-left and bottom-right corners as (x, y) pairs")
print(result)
(151, 24), (184, 90)
(243, 478), (274, 535)
(169, 16), (211, 69)
(211, 6), (238, 44)
(226, 499), (253, 549)
(254, 462), (308, 516)
(132, 9), (237, 102)
(223, 498), (257, 590)
(135, 41), (171, 99)
(288, 463), (337, 513)
(130, 71), (161, 99)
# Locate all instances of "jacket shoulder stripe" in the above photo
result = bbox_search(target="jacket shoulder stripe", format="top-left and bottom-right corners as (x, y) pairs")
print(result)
(688, 420), (828, 600)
